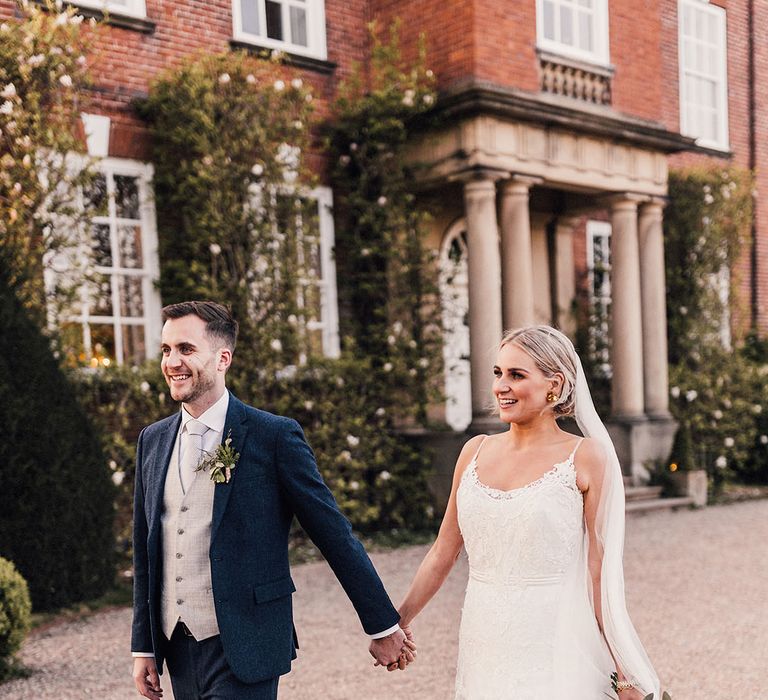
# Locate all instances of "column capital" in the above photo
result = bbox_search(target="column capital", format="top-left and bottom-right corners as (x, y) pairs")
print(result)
(449, 166), (509, 186)
(500, 174), (544, 196)
(639, 196), (668, 214)
(599, 192), (649, 210)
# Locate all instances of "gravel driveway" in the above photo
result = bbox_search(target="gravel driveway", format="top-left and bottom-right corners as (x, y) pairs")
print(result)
(2, 499), (766, 700)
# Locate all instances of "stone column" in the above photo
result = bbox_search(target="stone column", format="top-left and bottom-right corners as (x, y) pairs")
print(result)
(609, 196), (645, 418)
(639, 199), (671, 417)
(553, 216), (579, 335)
(499, 177), (540, 330)
(463, 176), (504, 419)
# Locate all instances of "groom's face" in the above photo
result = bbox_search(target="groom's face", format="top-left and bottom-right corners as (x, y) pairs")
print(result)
(160, 314), (226, 409)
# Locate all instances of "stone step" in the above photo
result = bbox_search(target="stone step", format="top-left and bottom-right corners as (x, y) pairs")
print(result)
(625, 496), (696, 514)
(625, 485), (664, 501)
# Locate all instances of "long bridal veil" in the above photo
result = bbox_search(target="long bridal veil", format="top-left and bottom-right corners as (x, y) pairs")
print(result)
(553, 334), (660, 698)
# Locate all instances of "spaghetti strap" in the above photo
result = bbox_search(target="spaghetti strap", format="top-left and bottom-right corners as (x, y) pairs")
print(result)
(471, 435), (488, 463)
(568, 436), (586, 462)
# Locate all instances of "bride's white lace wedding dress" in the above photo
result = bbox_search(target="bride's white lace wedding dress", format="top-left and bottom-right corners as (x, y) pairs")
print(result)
(455, 438), (614, 699)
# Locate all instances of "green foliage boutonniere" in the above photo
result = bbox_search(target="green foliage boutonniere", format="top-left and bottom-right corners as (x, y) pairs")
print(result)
(196, 430), (240, 484)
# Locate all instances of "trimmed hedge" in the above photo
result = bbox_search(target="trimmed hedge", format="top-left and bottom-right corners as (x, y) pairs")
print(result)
(0, 269), (115, 610)
(0, 557), (31, 680)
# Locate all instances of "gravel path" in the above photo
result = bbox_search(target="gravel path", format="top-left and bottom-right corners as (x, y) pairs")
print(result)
(2, 499), (766, 699)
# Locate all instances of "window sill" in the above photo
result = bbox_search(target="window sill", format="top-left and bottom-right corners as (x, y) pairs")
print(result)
(536, 48), (614, 77)
(32, 2), (156, 34)
(229, 39), (336, 75)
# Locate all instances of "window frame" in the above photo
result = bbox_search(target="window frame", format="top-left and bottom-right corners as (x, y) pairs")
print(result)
(232, 0), (328, 61)
(586, 219), (612, 376)
(677, 0), (729, 150)
(72, 0), (147, 20)
(535, 0), (610, 66)
(52, 157), (162, 367)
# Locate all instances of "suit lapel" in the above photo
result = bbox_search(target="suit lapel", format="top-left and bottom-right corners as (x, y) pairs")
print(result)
(147, 413), (181, 551)
(211, 392), (249, 540)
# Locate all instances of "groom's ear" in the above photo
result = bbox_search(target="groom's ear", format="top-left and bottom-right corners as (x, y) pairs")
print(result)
(217, 346), (233, 373)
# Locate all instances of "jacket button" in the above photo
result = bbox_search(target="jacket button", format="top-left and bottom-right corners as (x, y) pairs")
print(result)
(176, 576), (183, 582)
(176, 553), (183, 559)
(177, 528), (184, 535)
(180, 506), (189, 512)
(176, 599), (184, 605)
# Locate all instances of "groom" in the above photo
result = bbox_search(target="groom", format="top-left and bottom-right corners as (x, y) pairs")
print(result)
(132, 301), (411, 699)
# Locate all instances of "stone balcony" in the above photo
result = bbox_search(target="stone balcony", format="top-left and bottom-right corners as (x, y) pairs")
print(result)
(538, 50), (613, 105)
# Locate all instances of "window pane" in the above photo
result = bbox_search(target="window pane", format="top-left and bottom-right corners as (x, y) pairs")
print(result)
(119, 276), (145, 317)
(114, 175), (140, 219)
(122, 325), (146, 365)
(289, 6), (308, 46)
(118, 224), (143, 268)
(560, 4), (574, 45)
(241, 0), (260, 34)
(60, 321), (86, 367)
(92, 223), (112, 267)
(266, 0), (283, 40)
(91, 274), (113, 316)
(578, 10), (593, 51)
(543, 0), (555, 40)
(90, 324), (116, 366)
(84, 174), (108, 215)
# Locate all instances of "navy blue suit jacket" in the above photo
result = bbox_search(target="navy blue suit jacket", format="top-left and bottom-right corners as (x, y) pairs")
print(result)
(131, 393), (400, 683)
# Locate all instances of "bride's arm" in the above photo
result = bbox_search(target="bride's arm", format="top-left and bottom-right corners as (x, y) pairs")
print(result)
(577, 440), (643, 699)
(397, 435), (482, 627)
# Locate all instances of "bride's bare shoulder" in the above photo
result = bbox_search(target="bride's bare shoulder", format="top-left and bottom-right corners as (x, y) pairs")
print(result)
(452, 434), (487, 478)
(573, 437), (609, 489)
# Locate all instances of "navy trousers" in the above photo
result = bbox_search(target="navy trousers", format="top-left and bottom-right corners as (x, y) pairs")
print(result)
(165, 624), (280, 700)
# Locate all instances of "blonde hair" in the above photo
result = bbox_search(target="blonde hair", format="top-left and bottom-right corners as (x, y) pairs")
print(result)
(499, 326), (579, 417)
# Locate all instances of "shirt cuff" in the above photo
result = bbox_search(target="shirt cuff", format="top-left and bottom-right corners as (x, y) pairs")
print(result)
(369, 623), (401, 640)
(132, 652), (155, 657)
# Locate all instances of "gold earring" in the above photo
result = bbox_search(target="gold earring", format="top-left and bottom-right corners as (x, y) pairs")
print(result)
(546, 392), (558, 403)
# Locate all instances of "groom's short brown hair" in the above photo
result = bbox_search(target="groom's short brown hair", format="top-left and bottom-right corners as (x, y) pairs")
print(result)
(162, 301), (239, 351)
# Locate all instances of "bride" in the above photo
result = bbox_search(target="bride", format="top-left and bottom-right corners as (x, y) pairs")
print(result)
(397, 326), (660, 699)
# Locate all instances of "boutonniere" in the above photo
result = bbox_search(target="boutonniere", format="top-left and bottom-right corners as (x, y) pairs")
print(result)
(196, 430), (240, 484)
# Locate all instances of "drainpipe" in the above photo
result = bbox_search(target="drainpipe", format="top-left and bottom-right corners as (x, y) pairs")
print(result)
(748, 0), (758, 329)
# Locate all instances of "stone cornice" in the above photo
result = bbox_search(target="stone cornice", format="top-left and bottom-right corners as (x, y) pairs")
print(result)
(427, 80), (698, 154)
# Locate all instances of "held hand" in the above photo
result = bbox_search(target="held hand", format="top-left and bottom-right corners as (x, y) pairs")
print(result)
(369, 628), (414, 671)
(133, 657), (163, 700)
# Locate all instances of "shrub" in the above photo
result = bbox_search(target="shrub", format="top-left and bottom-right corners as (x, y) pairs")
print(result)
(0, 269), (115, 611)
(0, 557), (32, 680)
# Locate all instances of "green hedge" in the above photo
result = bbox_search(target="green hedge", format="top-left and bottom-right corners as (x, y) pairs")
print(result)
(0, 270), (115, 611)
(0, 557), (31, 680)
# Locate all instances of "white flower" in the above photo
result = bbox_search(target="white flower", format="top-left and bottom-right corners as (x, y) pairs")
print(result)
(685, 390), (698, 402)
(70, 14), (84, 25)
(704, 193), (714, 205)
(349, 480), (360, 490)
(418, 358), (429, 368)
(0, 101), (13, 115)
(377, 196), (387, 206)
(28, 54), (45, 67)
(426, 69), (434, 78)
(1, 83), (16, 98)
(713, 409), (723, 420)
(59, 74), (73, 88)
(218, 73), (231, 84)
(305, 92), (313, 102)
(375, 407), (386, 417)
(679, 306), (688, 315)
(702, 216), (711, 226)
(360, 247), (371, 257)
(209, 243), (222, 255)
(408, 339), (417, 349)
(339, 154), (351, 166)
(383, 362), (393, 372)
(287, 314), (298, 325)
(112, 471), (126, 486)
(0, 23), (8, 32)
(291, 78), (303, 89)
(715, 455), (727, 469)
(273, 79), (285, 91)
(55, 12), (68, 25)
(752, 404), (763, 414)
(402, 89), (415, 107)
(251, 162), (264, 176)
(392, 321), (403, 334)
(109, 460), (117, 470)
(346, 434), (360, 448)
(339, 450), (352, 462)
(140, 380), (151, 393)
(724, 437), (735, 448)
(723, 398), (732, 408)
(77, 55), (87, 66)
(423, 93), (435, 106)
(409, 368), (417, 376)
(304, 400), (314, 411)
(246, 73), (256, 84)
(379, 470), (391, 481)
(349, 142), (358, 151)
(293, 120), (303, 130)
(387, 334), (396, 345)
(760, 435), (768, 445)
(270, 338), (283, 352)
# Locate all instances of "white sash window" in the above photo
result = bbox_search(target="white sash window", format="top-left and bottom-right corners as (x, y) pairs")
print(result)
(678, 0), (729, 149)
(73, 0), (147, 19)
(536, 0), (610, 65)
(233, 0), (327, 60)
